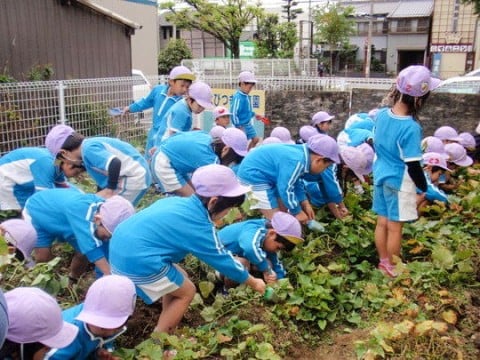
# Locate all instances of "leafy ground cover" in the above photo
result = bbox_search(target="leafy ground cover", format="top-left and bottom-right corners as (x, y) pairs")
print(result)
(1, 170), (479, 359)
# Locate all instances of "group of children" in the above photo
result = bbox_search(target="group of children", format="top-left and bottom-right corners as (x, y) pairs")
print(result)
(1, 64), (478, 358)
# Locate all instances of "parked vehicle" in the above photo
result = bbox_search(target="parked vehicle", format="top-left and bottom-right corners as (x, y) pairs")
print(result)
(132, 69), (152, 101)
(434, 76), (480, 94)
(464, 68), (480, 77)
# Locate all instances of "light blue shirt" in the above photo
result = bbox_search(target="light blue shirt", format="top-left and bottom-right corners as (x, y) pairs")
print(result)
(373, 108), (423, 191)
(25, 189), (106, 263)
(237, 144), (309, 214)
(303, 164), (343, 207)
(231, 90), (255, 127)
(161, 99), (193, 142)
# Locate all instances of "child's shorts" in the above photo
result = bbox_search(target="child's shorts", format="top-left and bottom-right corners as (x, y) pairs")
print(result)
(133, 264), (183, 304)
(247, 186), (279, 210)
(239, 124), (257, 140)
(372, 183), (418, 222)
(150, 151), (187, 193)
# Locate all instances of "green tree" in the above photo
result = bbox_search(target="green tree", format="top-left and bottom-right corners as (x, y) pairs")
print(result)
(254, 14), (298, 58)
(460, 0), (480, 15)
(161, 0), (263, 59)
(157, 39), (193, 74)
(281, 0), (303, 22)
(313, 3), (356, 75)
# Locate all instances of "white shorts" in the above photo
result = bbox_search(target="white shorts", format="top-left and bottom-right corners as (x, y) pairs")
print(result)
(150, 151), (185, 193)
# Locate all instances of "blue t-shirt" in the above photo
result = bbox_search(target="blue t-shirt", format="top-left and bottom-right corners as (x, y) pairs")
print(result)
(231, 90), (255, 127)
(25, 189), (106, 263)
(303, 164), (343, 207)
(81, 137), (151, 190)
(373, 108), (423, 191)
(0, 147), (66, 207)
(109, 196), (250, 297)
(217, 219), (286, 278)
(161, 99), (193, 141)
(237, 144), (310, 214)
(155, 131), (218, 176)
(45, 304), (125, 360)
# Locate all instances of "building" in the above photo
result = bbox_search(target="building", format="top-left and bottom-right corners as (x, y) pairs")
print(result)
(0, 0), (141, 80)
(430, 0), (478, 78)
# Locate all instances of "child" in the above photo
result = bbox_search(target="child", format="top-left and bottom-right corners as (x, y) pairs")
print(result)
(237, 133), (340, 223)
(311, 111), (334, 134)
(417, 152), (449, 210)
(440, 142), (473, 193)
(372, 65), (440, 277)
(421, 136), (448, 158)
(213, 106), (232, 128)
(0, 146), (79, 212)
(0, 287), (78, 360)
(0, 219), (37, 268)
(270, 126), (295, 144)
(161, 81), (214, 141)
(209, 125), (227, 140)
(261, 137), (282, 145)
(433, 126), (462, 144)
(217, 211), (303, 288)
(109, 164), (266, 334)
(45, 275), (136, 359)
(124, 65), (195, 158)
(24, 189), (135, 281)
(338, 143), (374, 194)
(217, 127), (248, 174)
(297, 125), (317, 144)
(231, 71), (261, 150)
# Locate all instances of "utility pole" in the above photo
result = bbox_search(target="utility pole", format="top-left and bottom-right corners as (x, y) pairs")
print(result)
(365, 0), (373, 78)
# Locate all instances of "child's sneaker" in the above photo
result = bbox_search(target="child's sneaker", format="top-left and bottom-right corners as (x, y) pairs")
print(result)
(378, 262), (397, 278)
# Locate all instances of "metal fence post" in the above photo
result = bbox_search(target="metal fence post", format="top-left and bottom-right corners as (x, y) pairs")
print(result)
(57, 80), (66, 124)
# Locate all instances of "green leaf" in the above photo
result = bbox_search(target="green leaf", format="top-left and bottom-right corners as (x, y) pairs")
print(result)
(317, 319), (327, 330)
(200, 306), (216, 322)
(198, 281), (215, 298)
(431, 245), (454, 269)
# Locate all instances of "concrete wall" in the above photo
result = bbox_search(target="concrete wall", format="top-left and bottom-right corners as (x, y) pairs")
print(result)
(264, 89), (480, 139)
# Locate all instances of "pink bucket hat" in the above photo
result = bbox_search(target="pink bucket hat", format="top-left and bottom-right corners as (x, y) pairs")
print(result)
(396, 65), (441, 97)
(1, 219), (37, 267)
(213, 106), (232, 119)
(45, 124), (75, 156)
(238, 71), (257, 83)
(271, 212), (304, 245)
(458, 132), (476, 150)
(76, 275), (136, 329)
(421, 136), (449, 158)
(340, 144), (373, 183)
(433, 126), (462, 142)
(307, 134), (340, 164)
(445, 143), (473, 167)
(299, 125), (318, 142)
(270, 127), (294, 144)
(422, 152), (450, 171)
(221, 128), (248, 157)
(189, 81), (214, 109)
(311, 111), (334, 126)
(99, 196), (135, 235)
(5, 287), (78, 347)
(262, 137), (283, 145)
(169, 65), (195, 81)
(209, 125), (226, 139)
(192, 164), (250, 197)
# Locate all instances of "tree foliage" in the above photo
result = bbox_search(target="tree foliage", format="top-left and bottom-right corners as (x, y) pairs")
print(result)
(254, 14), (298, 58)
(157, 39), (193, 74)
(161, 0), (263, 59)
(460, 0), (480, 15)
(281, 0), (303, 22)
(313, 3), (356, 74)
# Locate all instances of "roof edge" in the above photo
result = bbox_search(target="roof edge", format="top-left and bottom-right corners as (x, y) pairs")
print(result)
(76, 0), (142, 29)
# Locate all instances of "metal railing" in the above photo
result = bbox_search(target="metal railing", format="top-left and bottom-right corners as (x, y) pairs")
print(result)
(0, 74), (395, 156)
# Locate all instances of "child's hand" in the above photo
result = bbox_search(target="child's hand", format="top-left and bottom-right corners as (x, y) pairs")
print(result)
(245, 275), (266, 294)
(263, 270), (277, 284)
(294, 211), (310, 224)
(97, 348), (121, 360)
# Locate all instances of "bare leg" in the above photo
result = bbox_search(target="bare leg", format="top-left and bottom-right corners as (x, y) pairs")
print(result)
(174, 184), (195, 197)
(34, 247), (53, 263)
(69, 252), (89, 279)
(248, 136), (260, 151)
(374, 216), (388, 260)
(386, 220), (403, 262)
(259, 208), (280, 220)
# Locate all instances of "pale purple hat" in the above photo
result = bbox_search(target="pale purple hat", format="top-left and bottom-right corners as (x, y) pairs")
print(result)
(299, 125), (318, 142)
(307, 134), (341, 164)
(340, 144), (373, 183)
(1, 219), (37, 267)
(5, 287), (78, 347)
(221, 127), (248, 156)
(238, 71), (257, 83)
(311, 111), (334, 126)
(396, 65), (441, 97)
(169, 65), (195, 81)
(434, 126), (462, 142)
(99, 196), (135, 235)
(270, 127), (294, 144)
(421, 136), (448, 158)
(192, 164), (250, 197)
(458, 132), (476, 150)
(188, 81), (214, 109)
(262, 137), (282, 145)
(271, 212), (304, 245)
(422, 152), (450, 171)
(213, 106), (232, 119)
(445, 143), (473, 167)
(209, 125), (226, 139)
(76, 275), (136, 329)
(45, 124), (75, 156)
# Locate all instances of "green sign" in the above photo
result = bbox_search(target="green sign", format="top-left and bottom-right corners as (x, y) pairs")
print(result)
(240, 41), (255, 59)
